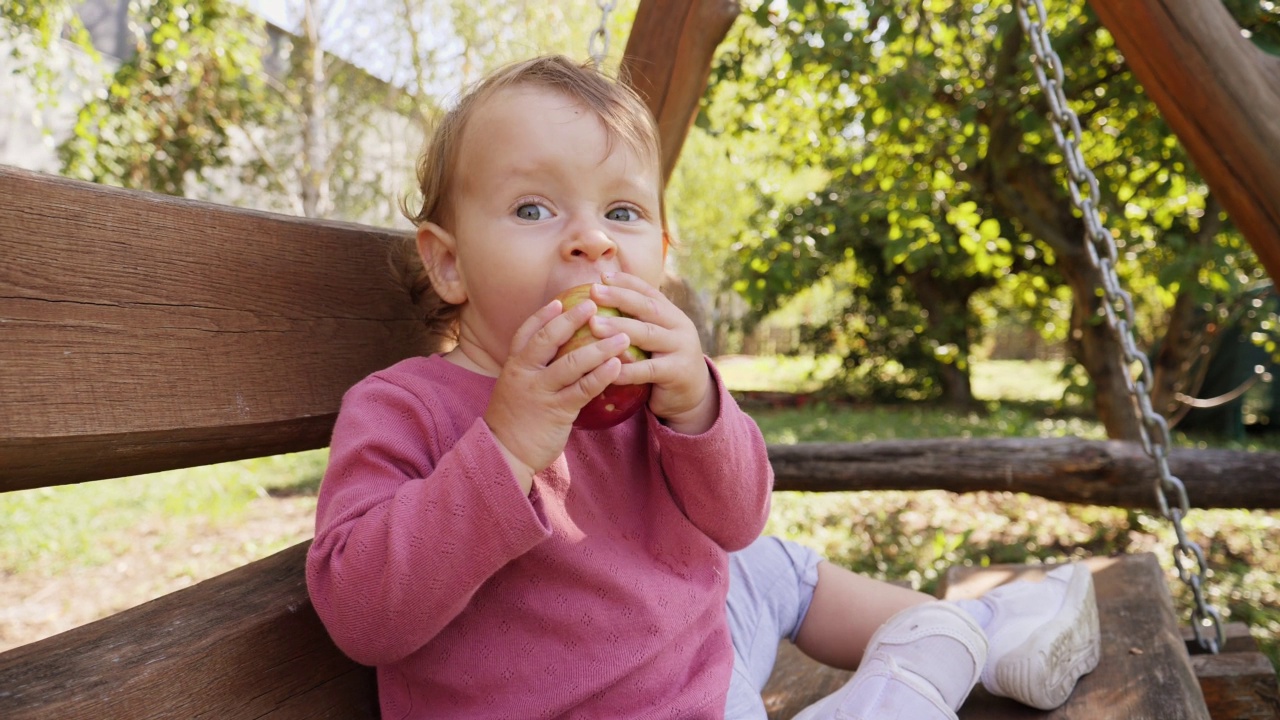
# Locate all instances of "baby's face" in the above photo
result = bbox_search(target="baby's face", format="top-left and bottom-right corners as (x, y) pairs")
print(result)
(445, 86), (666, 370)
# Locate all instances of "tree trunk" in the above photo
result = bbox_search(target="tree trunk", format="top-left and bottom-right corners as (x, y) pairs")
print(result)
(299, 0), (330, 219)
(978, 21), (1142, 439)
(622, 0), (740, 183)
(1151, 285), (1208, 418)
(1062, 260), (1144, 441)
(905, 268), (975, 406)
(767, 438), (1280, 510)
(1150, 196), (1223, 419)
(978, 149), (1141, 438)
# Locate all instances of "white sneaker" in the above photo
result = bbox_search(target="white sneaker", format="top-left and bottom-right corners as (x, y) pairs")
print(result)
(978, 563), (1101, 710)
(793, 602), (987, 720)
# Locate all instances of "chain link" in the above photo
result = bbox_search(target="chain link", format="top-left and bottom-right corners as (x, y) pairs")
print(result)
(1014, 0), (1225, 653)
(588, 0), (618, 67)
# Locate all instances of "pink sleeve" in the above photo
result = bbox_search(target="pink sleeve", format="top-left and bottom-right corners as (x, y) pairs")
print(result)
(306, 376), (551, 666)
(650, 359), (773, 552)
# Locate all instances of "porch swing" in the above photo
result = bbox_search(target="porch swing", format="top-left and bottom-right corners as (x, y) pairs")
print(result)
(0, 0), (1277, 718)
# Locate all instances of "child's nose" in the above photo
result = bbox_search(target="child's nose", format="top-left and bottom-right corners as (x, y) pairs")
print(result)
(565, 219), (617, 261)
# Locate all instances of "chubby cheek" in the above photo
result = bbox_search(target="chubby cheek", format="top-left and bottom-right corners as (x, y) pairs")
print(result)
(622, 241), (667, 288)
(466, 283), (542, 354)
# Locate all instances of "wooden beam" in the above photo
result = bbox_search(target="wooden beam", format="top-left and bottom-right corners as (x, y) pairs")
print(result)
(1181, 624), (1280, 720)
(768, 438), (1280, 510)
(622, 0), (740, 181)
(1190, 652), (1280, 719)
(1088, 0), (1280, 283)
(0, 166), (431, 492)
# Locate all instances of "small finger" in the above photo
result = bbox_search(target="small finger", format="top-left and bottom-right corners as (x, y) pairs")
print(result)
(594, 280), (666, 325)
(550, 333), (630, 386)
(590, 314), (672, 353)
(526, 298), (597, 361)
(568, 356), (623, 405)
(600, 271), (657, 295)
(614, 356), (663, 387)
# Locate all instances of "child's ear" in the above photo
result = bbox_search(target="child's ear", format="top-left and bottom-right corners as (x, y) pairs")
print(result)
(416, 222), (467, 304)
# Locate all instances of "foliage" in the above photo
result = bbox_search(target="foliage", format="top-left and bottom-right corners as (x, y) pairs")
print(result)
(9, 0), (637, 221)
(2, 1), (100, 105)
(54, 0), (277, 196)
(1222, 0), (1280, 55)
(706, 0), (1274, 411)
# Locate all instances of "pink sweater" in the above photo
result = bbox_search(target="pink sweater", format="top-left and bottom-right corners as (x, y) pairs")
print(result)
(306, 354), (773, 719)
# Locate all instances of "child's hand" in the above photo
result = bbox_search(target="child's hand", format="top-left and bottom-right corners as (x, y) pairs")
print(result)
(484, 297), (632, 489)
(589, 272), (717, 435)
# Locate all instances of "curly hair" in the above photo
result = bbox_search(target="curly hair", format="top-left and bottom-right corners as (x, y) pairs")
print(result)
(394, 55), (666, 342)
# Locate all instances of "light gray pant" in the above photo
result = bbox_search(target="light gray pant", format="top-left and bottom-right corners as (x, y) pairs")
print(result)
(724, 536), (824, 719)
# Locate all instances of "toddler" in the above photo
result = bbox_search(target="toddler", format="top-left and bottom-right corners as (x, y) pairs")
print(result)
(305, 54), (1100, 719)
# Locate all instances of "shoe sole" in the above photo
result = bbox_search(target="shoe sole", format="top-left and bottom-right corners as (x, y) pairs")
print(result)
(992, 565), (1102, 710)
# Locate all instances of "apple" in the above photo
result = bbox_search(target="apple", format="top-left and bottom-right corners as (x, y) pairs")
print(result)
(552, 283), (652, 429)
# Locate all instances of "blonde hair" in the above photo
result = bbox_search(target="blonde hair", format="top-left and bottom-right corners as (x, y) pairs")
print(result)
(396, 55), (666, 341)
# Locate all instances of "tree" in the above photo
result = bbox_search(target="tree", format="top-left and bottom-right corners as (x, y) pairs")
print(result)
(9, 0), (639, 223)
(709, 0), (1274, 435)
(54, 0), (278, 197)
(2, 1), (100, 108)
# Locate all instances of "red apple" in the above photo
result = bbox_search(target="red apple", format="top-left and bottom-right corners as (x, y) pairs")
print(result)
(553, 283), (652, 429)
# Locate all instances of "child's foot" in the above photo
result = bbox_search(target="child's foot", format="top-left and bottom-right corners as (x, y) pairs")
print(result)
(793, 602), (987, 720)
(970, 563), (1101, 710)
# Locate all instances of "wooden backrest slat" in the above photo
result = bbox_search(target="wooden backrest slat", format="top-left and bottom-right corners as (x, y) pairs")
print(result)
(0, 166), (430, 491)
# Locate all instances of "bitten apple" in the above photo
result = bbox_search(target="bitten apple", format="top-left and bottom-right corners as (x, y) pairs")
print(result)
(552, 283), (652, 429)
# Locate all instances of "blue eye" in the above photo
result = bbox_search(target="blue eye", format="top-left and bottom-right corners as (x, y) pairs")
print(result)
(606, 206), (638, 222)
(516, 203), (550, 220)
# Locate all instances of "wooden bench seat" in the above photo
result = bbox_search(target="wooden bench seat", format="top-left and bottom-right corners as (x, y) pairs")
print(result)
(762, 554), (1215, 720)
(943, 555), (1209, 720)
(3, 547), (1238, 718)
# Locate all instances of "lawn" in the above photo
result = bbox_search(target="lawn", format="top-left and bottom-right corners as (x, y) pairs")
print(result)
(2, 356), (1277, 673)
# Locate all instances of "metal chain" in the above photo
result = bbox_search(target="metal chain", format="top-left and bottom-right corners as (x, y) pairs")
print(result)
(1013, 0), (1225, 653)
(588, 0), (618, 67)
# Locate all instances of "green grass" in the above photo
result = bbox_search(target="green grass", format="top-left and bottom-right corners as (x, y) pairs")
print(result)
(717, 354), (1070, 402)
(715, 353), (844, 393)
(0, 451), (326, 576)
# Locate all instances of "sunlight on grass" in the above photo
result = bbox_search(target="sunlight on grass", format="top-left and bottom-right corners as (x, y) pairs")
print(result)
(714, 354), (842, 392)
(0, 451), (326, 576)
(749, 404), (1108, 444)
(971, 359), (1067, 401)
(716, 355), (1069, 402)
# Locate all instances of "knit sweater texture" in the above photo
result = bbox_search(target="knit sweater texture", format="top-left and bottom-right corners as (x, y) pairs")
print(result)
(306, 354), (774, 719)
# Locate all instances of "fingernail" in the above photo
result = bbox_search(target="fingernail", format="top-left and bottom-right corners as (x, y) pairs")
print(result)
(593, 283), (608, 296)
(603, 272), (615, 281)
